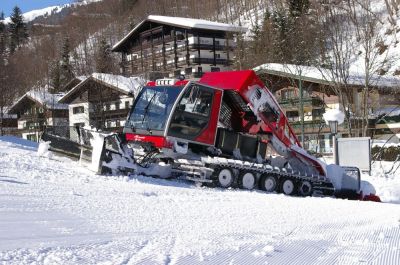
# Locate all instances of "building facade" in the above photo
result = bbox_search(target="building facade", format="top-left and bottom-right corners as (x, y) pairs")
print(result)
(112, 15), (246, 79)
(59, 73), (143, 132)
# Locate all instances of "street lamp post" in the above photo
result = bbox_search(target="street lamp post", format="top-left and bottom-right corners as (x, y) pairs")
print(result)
(323, 109), (345, 165)
(328, 120), (339, 165)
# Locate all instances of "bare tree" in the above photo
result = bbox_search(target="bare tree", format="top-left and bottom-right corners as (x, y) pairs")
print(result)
(316, 2), (357, 136)
(346, 0), (394, 136)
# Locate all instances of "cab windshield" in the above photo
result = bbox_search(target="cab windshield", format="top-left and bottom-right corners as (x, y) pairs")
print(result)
(126, 86), (183, 132)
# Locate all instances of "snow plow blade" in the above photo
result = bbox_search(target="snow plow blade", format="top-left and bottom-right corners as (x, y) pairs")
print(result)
(40, 126), (130, 174)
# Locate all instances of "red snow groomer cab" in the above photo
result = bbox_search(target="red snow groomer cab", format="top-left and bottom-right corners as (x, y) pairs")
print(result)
(119, 70), (364, 199)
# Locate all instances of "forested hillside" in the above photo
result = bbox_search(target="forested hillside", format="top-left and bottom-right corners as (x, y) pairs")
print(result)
(0, 0), (399, 111)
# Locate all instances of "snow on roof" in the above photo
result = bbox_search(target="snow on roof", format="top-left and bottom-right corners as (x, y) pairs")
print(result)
(254, 63), (400, 89)
(372, 107), (400, 117)
(59, 73), (145, 103)
(10, 89), (68, 112)
(112, 15), (247, 51)
(148, 15), (248, 32)
(26, 90), (68, 109)
(91, 73), (144, 96)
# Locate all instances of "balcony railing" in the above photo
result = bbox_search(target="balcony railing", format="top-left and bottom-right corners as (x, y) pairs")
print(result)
(20, 113), (46, 120)
(278, 97), (324, 108)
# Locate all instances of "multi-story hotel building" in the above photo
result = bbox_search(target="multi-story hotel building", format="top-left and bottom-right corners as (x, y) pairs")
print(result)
(112, 15), (247, 79)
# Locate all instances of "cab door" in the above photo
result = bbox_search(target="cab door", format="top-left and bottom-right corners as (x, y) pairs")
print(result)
(166, 82), (223, 146)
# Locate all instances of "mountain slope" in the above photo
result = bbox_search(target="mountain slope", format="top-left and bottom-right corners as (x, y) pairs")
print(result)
(3, 0), (103, 24)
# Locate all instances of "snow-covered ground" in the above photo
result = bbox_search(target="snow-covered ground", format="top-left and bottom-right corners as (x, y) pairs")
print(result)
(1, 136), (399, 265)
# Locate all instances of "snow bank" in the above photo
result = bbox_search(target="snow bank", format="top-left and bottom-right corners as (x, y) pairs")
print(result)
(88, 132), (106, 173)
(37, 141), (52, 158)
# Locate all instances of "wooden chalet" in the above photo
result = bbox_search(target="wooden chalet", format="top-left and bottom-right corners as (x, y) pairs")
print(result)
(9, 90), (69, 142)
(59, 73), (143, 132)
(255, 63), (400, 152)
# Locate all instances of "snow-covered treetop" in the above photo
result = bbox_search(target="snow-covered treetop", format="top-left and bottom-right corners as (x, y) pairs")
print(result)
(112, 15), (247, 51)
(323, 109), (345, 125)
(255, 63), (400, 89)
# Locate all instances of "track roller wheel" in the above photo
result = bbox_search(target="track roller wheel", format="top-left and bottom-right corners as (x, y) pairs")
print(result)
(238, 171), (256, 190)
(216, 168), (235, 188)
(281, 178), (297, 195)
(260, 174), (278, 192)
(298, 180), (313, 197)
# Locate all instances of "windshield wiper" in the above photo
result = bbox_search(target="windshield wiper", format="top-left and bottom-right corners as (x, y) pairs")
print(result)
(141, 92), (157, 125)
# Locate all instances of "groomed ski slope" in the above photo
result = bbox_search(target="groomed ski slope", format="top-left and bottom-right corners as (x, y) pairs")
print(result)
(0, 137), (399, 265)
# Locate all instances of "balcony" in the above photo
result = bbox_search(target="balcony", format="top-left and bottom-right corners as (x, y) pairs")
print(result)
(191, 58), (232, 65)
(189, 44), (233, 52)
(91, 108), (130, 119)
(278, 96), (324, 109)
(20, 113), (46, 120)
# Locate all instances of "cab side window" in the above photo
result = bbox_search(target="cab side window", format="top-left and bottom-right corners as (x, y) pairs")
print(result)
(168, 84), (214, 140)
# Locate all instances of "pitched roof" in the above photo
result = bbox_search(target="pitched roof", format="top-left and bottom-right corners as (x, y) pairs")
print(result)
(112, 15), (247, 52)
(9, 90), (68, 114)
(254, 63), (400, 89)
(59, 73), (145, 103)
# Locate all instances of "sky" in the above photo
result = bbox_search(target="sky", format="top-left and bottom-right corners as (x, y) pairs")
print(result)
(1, 0), (73, 17)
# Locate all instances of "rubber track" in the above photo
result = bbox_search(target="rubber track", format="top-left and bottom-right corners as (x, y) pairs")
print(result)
(174, 157), (335, 196)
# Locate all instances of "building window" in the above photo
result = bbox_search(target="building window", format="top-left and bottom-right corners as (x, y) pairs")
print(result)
(185, 67), (192, 75)
(115, 102), (120, 110)
(116, 119), (120, 127)
(281, 89), (296, 100)
(73, 106), (85, 114)
(215, 54), (221, 59)
(312, 109), (324, 120)
(286, 111), (299, 122)
(125, 101), (130, 109)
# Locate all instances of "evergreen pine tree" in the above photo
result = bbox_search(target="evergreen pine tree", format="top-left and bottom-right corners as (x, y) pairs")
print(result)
(0, 12), (6, 56)
(8, 6), (28, 53)
(95, 38), (112, 73)
(59, 36), (74, 89)
(50, 61), (61, 93)
(288, 0), (309, 18)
